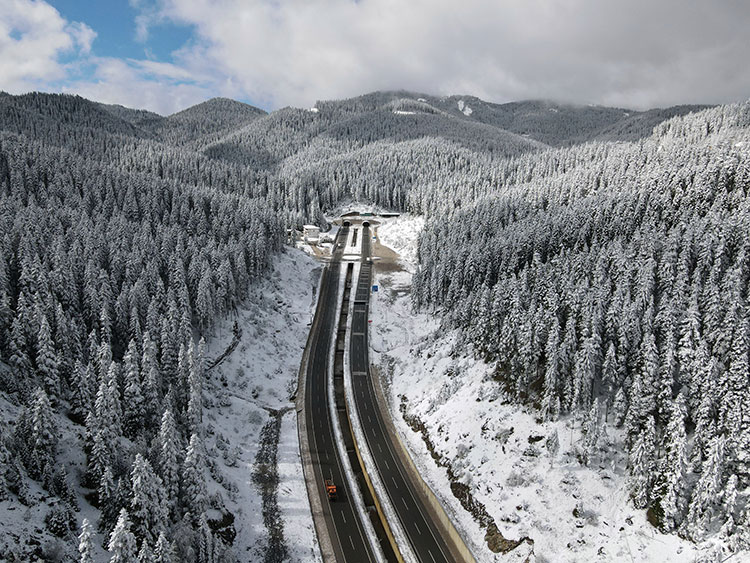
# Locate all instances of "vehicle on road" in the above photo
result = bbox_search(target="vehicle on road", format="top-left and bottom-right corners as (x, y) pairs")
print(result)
(325, 478), (338, 501)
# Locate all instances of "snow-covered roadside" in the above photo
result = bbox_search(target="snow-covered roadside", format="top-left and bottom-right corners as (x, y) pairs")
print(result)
(203, 248), (321, 562)
(369, 216), (707, 563)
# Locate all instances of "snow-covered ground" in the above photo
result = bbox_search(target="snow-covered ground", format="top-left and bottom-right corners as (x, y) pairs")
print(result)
(203, 247), (321, 562)
(368, 215), (715, 563)
(0, 392), (110, 561)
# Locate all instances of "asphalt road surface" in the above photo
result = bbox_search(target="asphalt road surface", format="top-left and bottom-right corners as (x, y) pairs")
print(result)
(304, 226), (377, 563)
(350, 226), (454, 563)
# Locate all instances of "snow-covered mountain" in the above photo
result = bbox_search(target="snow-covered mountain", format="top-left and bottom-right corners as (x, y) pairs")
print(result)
(0, 89), (746, 562)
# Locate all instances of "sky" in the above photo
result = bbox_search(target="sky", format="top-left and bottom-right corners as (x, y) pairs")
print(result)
(1, 0), (749, 115)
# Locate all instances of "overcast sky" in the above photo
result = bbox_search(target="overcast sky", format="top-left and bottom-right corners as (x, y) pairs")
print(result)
(2, 0), (749, 115)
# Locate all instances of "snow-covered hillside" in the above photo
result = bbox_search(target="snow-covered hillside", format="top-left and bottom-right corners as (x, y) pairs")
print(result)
(200, 248), (321, 562)
(369, 215), (739, 563)
(0, 248), (321, 562)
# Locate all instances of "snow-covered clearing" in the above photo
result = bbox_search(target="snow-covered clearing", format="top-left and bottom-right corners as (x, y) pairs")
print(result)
(203, 248), (321, 562)
(457, 100), (473, 116)
(369, 215), (714, 563)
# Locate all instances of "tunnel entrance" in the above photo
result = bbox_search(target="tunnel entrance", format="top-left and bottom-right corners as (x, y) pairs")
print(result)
(343, 221), (351, 227)
(362, 221), (370, 227)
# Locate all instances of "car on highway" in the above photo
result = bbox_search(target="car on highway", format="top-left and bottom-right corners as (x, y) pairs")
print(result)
(325, 478), (338, 501)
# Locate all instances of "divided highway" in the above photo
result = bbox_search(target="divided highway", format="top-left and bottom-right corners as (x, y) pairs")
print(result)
(350, 226), (455, 563)
(303, 226), (377, 563)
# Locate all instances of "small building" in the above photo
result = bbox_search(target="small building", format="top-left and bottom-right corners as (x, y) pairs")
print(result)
(303, 225), (320, 242)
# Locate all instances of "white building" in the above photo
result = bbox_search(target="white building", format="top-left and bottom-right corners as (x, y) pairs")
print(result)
(303, 225), (320, 242)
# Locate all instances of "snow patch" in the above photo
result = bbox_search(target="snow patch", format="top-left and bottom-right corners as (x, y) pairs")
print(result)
(393, 110), (417, 115)
(457, 100), (473, 116)
(203, 248), (321, 561)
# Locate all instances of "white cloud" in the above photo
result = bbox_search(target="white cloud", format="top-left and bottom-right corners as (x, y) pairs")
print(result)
(61, 57), (213, 115)
(0, 0), (96, 92)
(146, 0), (750, 110)
(2, 0), (749, 114)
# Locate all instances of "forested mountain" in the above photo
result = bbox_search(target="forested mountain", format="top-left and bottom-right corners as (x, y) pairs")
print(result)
(0, 88), (743, 560)
(412, 102), (750, 546)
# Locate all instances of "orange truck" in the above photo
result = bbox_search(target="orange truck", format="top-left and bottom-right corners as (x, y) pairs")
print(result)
(325, 478), (338, 501)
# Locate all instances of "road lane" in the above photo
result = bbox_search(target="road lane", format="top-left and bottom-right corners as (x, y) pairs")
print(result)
(304, 227), (377, 563)
(350, 226), (455, 563)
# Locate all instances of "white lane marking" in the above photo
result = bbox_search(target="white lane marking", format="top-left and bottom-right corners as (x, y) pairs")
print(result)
(401, 497), (408, 509)
(414, 522), (421, 535)
(428, 549), (437, 563)
(391, 477), (398, 489)
(383, 458), (389, 470)
(342, 512), (346, 524)
(349, 535), (356, 550)
(377, 443), (383, 453)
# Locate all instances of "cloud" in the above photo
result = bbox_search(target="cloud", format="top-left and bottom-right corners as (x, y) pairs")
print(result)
(0, 0), (96, 92)
(148, 0), (750, 110)
(61, 57), (214, 115)
(2, 0), (749, 114)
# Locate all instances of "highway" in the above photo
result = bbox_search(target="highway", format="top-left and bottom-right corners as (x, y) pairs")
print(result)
(303, 226), (377, 563)
(350, 226), (455, 563)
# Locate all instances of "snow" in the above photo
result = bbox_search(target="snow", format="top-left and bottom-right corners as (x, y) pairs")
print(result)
(368, 215), (715, 563)
(0, 391), (110, 562)
(374, 214), (423, 270)
(393, 110), (417, 115)
(203, 248), (321, 562)
(457, 100), (473, 116)
(309, 107), (319, 113)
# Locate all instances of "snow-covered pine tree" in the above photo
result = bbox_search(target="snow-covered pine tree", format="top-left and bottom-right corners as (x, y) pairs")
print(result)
(156, 407), (180, 519)
(130, 453), (168, 546)
(654, 393), (688, 531)
(29, 387), (57, 477)
(153, 531), (174, 563)
(78, 518), (95, 563)
(181, 433), (207, 522)
(36, 311), (60, 403)
(108, 508), (137, 563)
(629, 416), (656, 509)
(123, 339), (144, 438)
(138, 541), (154, 563)
(684, 435), (726, 541)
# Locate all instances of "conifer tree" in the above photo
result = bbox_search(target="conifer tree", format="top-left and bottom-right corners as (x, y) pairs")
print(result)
(655, 394), (688, 531)
(130, 453), (168, 545)
(36, 312), (60, 402)
(138, 541), (154, 563)
(154, 531), (174, 563)
(78, 518), (95, 563)
(684, 435), (725, 540)
(157, 408), (180, 518)
(629, 416), (656, 509)
(29, 387), (57, 474)
(181, 433), (207, 520)
(123, 339), (144, 437)
(108, 508), (137, 563)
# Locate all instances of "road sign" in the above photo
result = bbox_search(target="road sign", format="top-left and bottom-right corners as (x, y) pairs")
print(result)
(372, 285), (378, 292)
(372, 236), (376, 240)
